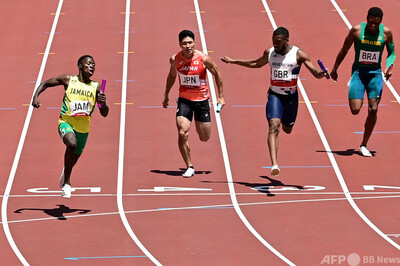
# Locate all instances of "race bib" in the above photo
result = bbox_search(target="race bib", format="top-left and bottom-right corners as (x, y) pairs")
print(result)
(359, 50), (379, 64)
(179, 73), (200, 86)
(70, 100), (91, 116)
(271, 67), (292, 81)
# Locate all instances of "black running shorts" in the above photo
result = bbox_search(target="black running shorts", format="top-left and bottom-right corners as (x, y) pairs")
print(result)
(176, 97), (211, 122)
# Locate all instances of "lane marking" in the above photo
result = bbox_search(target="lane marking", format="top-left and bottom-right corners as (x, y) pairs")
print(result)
(4, 194), (400, 225)
(1, 1), (65, 265)
(65, 255), (146, 260)
(194, 0), (294, 264)
(252, 185), (326, 192)
(6, 190), (400, 198)
(364, 185), (400, 191)
(138, 187), (212, 192)
(27, 187), (101, 193)
(117, 1), (160, 265)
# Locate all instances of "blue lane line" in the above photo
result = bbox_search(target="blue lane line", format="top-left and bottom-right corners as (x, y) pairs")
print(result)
(116, 80), (134, 82)
(65, 256), (147, 261)
(354, 131), (400, 134)
(232, 105), (265, 108)
(263, 166), (332, 169)
(325, 104), (387, 106)
(139, 106), (177, 108)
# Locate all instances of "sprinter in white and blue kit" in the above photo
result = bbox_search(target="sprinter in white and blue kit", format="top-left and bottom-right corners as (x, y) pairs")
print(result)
(221, 27), (328, 177)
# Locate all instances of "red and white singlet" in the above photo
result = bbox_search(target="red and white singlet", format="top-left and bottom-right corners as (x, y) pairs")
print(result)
(268, 46), (301, 95)
(175, 50), (210, 101)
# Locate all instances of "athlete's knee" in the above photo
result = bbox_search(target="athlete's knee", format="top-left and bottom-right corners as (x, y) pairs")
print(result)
(64, 136), (77, 151)
(65, 140), (77, 151)
(178, 130), (189, 142)
(350, 107), (361, 115)
(199, 134), (210, 142)
(368, 105), (379, 114)
(282, 125), (293, 134)
(269, 125), (280, 135)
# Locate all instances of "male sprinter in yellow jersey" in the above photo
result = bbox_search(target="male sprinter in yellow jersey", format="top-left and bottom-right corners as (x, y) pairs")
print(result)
(331, 7), (395, 157)
(32, 55), (109, 198)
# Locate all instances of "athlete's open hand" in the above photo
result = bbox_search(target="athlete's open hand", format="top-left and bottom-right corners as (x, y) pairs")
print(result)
(220, 56), (234, 64)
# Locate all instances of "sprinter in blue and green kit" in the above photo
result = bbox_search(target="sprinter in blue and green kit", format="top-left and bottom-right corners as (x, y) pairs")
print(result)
(331, 7), (395, 157)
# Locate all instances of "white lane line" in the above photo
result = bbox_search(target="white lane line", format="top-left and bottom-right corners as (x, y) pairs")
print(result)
(117, 1), (161, 265)
(5, 191), (400, 198)
(0, 1), (64, 265)
(4, 194), (400, 225)
(329, 0), (400, 103)
(328, 0), (400, 251)
(193, 1), (294, 265)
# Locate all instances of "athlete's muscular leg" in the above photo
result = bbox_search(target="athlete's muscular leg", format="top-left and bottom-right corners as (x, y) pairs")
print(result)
(62, 132), (81, 185)
(349, 98), (364, 115)
(268, 118), (281, 166)
(195, 121), (211, 142)
(361, 97), (380, 146)
(177, 116), (193, 168)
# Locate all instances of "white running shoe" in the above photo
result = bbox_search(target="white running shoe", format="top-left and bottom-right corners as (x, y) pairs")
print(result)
(61, 184), (72, 199)
(359, 145), (372, 157)
(182, 167), (195, 178)
(59, 168), (65, 188)
(271, 165), (280, 177)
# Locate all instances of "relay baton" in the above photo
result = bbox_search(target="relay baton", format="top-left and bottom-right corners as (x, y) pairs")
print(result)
(317, 60), (330, 79)
(216, 103), (222, 113)
(98, 79), (106, 108)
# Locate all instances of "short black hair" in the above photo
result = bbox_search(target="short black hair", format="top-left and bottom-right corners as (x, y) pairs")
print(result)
(77, 55), (94, 67)
(273, 27), (289, 39)
(179, 30), (195, 43)
(367, 7), (383, 18)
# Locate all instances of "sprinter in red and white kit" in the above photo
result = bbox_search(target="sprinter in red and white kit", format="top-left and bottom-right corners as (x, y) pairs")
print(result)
(163, 30), (225, 177)
(221, 27), (328, 177)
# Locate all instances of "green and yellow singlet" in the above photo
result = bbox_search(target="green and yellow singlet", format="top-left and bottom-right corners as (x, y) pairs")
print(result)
(59, 75), (98, 133)
(354, 22), (385, 68)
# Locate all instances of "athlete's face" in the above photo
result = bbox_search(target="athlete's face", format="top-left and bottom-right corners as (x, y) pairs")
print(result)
(272, 34), (288, 54)
(180, 37), (195, 57)
(79, 57), (95, 77)
(366, 15), (382, 34)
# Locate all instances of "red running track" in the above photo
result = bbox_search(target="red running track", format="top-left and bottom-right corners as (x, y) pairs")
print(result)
(1, 0), (400, 265)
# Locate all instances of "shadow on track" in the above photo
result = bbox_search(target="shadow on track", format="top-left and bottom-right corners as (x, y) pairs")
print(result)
(14, 205), (91, 220)
(202, 176), (304, 197)
(151, 169), (212, 176)
(316, 148), (376, 157)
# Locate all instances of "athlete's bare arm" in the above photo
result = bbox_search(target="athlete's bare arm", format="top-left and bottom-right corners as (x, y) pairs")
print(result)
(163, 55), (177, 108)
(31, 74), (70, 108)
(203, 55), (225, 106)
(297, 49), (328, 79)
(384, 26), (395, 80)
(331, 25), (360, 81)
(220, 48), (270, 68)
